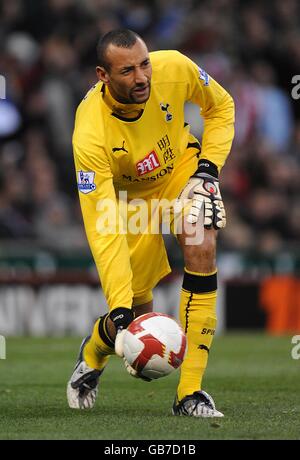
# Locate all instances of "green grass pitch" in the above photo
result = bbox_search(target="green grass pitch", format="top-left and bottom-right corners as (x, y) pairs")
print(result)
(0, 334), (299, 440)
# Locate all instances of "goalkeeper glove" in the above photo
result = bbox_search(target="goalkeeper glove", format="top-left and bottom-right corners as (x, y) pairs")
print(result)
(122, 356), (152, 382)
(115, 329), (151, 382)
(109, 307), (134, 357)
(115, 328), (126, 358)
(111, 308), (151, 381)
(179, 159), (226, 229)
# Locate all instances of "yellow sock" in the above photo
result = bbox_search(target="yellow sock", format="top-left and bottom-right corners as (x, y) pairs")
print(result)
(83, 315), (115, 371)
(177, 268), (217, 402)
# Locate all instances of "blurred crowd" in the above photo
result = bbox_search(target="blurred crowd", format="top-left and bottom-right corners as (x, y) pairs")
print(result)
(0, 0), (300, 256)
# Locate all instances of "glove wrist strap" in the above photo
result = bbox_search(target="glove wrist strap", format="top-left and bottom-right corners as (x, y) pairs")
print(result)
(194, 159), (219, 179)
(109, 307), (134, 331)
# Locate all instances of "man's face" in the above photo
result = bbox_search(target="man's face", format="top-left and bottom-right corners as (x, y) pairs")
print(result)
(97, 38), (152, 104)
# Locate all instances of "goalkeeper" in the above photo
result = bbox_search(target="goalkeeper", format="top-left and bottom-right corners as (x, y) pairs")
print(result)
(67, 29), (234, 417)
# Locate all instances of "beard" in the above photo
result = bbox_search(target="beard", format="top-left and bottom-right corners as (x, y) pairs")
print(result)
(129, 81), (151, 103)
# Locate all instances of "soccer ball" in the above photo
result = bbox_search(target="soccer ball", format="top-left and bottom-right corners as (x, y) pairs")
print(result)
(123, 312), (187, 380)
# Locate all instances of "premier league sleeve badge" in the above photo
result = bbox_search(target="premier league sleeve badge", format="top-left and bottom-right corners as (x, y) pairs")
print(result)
(77, 170), (96, 194)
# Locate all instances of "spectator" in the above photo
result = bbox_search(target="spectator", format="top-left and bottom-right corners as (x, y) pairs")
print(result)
(0, 0), (299, 255)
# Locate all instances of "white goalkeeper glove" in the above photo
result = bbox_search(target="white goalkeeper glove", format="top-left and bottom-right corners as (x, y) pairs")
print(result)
(110, 307), (134, 358)
(122, 356), (151, 381)
(115, 329), (151, 382)
(179, 160), (226, 229)
(110, 308), (147, 378)
(115, 329), (126, 358)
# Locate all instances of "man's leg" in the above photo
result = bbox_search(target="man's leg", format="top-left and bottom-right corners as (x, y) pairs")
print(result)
(67, 296), (153, 409)
(173, 227), (223, 417)
(84, 296), (153, 371)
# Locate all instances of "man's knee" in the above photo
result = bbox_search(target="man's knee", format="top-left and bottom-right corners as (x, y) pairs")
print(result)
(181, 230), (217, 272)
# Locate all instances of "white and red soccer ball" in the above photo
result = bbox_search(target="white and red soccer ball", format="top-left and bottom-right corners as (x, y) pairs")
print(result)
(123, 312), (187, 380)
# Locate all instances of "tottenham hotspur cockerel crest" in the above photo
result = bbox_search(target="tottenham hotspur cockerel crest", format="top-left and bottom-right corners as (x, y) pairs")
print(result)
(160, 102), (173, 122)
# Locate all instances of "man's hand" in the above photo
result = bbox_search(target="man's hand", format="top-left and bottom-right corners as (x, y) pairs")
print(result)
(115, 329), (126, 357)
(111, 308), (152, 381)
(115, 330), (151, 381)
(179, 160), (226, 229)
(109, 307), (134, 357)
(123, 356), (151, 382)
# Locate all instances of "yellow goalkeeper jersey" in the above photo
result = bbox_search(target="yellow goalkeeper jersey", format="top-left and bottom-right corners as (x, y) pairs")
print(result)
(73, 50), (235, 310)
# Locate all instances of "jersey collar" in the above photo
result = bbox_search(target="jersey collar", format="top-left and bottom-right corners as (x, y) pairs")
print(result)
(101, 84), (145, 120)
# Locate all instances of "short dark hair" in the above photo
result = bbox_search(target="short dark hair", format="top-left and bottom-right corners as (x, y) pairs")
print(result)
(97, 29), (142, 71)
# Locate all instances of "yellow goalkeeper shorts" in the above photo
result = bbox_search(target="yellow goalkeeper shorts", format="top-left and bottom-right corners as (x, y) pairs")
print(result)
(124, 137), (199, 305)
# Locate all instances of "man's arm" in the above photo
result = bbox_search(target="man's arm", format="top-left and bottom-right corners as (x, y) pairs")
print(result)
(175, 52), (235, 227)
(73, 140), (133, 310)
(184, 53), (235, 171)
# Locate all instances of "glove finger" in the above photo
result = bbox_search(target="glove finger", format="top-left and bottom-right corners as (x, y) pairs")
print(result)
(123, 358), (152, 382)
(187, 211), (199, 224)
(203, 198), (213, 227)
(212, 202), (226, 229)
(123, 357), (138, 377)
(187, 196), (204, 224)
